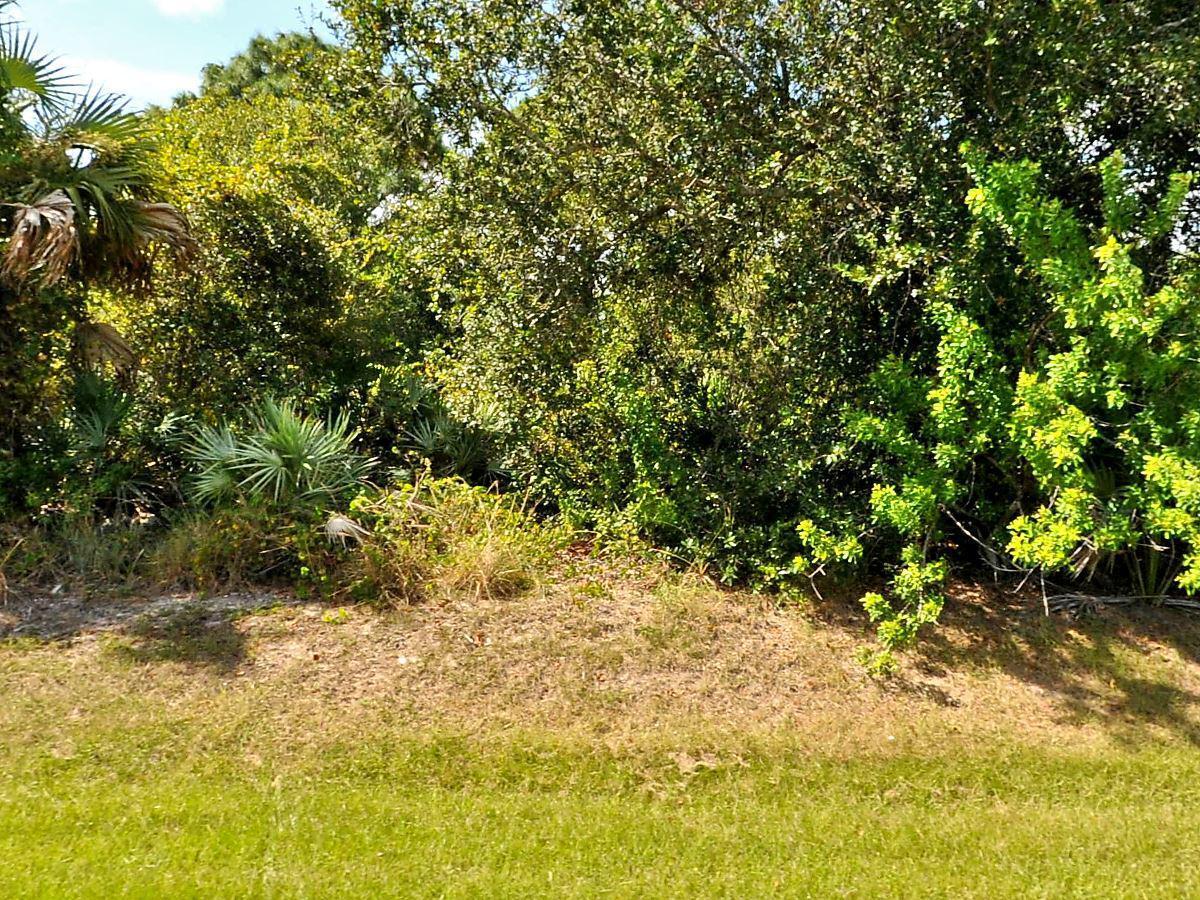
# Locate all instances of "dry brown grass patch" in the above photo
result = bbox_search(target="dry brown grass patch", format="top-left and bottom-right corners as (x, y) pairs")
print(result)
(7, 570), (1200, 756)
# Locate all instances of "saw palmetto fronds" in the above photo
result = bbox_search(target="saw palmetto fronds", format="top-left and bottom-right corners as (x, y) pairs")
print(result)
(188, 423), (240, 503)
(68, 371), (132, 452)
(187, 400), (375, 508)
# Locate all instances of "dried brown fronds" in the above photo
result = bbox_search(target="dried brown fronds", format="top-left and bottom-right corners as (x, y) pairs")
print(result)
(132, 201), (196, 256)
(2, 190), (79, 286)
(75, 321), (137, 377)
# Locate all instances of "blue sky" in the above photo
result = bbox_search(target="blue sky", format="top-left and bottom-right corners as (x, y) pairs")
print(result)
(18, 0), (332, 108)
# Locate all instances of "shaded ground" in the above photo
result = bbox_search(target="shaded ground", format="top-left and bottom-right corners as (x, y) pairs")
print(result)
(0, 590), (306, 641)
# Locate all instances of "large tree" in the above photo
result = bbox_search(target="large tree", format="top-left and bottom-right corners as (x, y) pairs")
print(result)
(196, 31), (334, 101)
(96, 31), (436, 426)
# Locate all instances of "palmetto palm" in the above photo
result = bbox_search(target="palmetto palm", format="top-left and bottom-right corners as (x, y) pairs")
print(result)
(0, 0), (193, 291)
(188, 399), (375, 507)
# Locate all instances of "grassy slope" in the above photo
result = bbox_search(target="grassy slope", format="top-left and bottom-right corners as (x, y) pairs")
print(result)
(5, 568), (1200, 897)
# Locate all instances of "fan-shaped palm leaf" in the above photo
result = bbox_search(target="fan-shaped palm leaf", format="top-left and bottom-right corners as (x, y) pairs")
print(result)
(132, 202), (194, 251)
(75, 321), (136, 376)
(186, 400), (375, 508)
(89, 199), (196, 288)
(53, 88), (140, 147)
(0, 18), (74, 111)
(186, 423), (240, 503)
(68, 372), (131, 452)
(1, 12), (193, 293)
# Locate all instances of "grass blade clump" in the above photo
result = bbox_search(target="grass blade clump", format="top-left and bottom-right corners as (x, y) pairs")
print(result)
(341, 476), (570, 606)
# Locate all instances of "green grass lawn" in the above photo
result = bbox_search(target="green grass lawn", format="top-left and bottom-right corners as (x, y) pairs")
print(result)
(5, 736), (1200, 898)
(5, 581), (1200, 898)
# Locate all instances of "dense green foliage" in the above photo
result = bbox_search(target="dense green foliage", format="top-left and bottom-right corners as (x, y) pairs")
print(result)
(4, 0), (1200, 660)
(327, 0), (1200, 657)
(334, 0), (1198, 576)
(0, 2), (191, 514)
(94, 31), (451, 473)
(852, 151), (1200, 665)
(103, 89), (410, 414)
(194, 32), (335, 102)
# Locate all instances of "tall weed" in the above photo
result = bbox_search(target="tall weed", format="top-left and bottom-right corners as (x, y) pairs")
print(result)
(340, 476), (569, 605)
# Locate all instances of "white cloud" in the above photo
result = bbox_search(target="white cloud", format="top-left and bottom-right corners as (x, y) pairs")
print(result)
(152, 0), (226, 17)
(63, 57), (200, 109)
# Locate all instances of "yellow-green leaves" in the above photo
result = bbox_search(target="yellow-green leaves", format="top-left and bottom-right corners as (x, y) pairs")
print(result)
(859, 147), (1200, 663)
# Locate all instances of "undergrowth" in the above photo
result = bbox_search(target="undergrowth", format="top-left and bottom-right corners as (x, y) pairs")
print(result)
(0, 476), (569, 606)
(341, 477), (570, 605)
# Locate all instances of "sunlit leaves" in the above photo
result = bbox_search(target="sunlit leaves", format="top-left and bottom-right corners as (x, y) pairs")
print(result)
(858, 147), (1200, 658)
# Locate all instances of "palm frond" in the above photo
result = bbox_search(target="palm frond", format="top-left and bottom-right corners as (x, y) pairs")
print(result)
(186, 424), (240, 504)
(57, 171), (144, 254)
(86, 199), (196, 289)
(1, 189), (78, 285)
(186, 401), (375, 508)
(56, 88), (139, 147)
(0, 23), (75, 111)
(324, 514), (371, 547)
(187, 423), (238, 466)
(23, 181), (196, 289)
(75, 321), (137, 376)
(68, 372), (132, 452)
(132, 202), (195, 253)
(0, 21), (195, 295)
(406, 414), (449, 457)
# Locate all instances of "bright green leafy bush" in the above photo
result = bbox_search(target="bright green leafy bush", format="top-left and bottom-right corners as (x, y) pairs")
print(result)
(857, 149), (1200, 662)
(93, 89), (423, 420)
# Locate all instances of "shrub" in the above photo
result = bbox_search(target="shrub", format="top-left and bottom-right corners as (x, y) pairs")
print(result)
(851, 149), (1200, 665)
(144, 474), (566, 602)
(0, 516), (159, 594)
(338, 0), (1200, 589)
(187, 399), (374, 508)
(358, 364), (499, 479)
(95, 84), (432, 423)
(148, 505), (318, 591)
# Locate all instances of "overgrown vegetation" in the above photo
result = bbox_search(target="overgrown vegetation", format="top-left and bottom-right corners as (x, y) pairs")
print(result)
(3, 0), (1200, 666)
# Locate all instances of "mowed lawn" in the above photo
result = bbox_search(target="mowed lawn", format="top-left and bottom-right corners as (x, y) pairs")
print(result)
(5, 578), (1200, 898)
(6, 740), (1200, 898)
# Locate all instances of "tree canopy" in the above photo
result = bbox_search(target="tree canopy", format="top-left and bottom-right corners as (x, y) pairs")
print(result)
(196, 31), (334, 101)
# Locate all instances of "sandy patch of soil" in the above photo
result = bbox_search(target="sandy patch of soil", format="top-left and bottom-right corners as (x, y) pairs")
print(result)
(0, 590), (314, 640)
